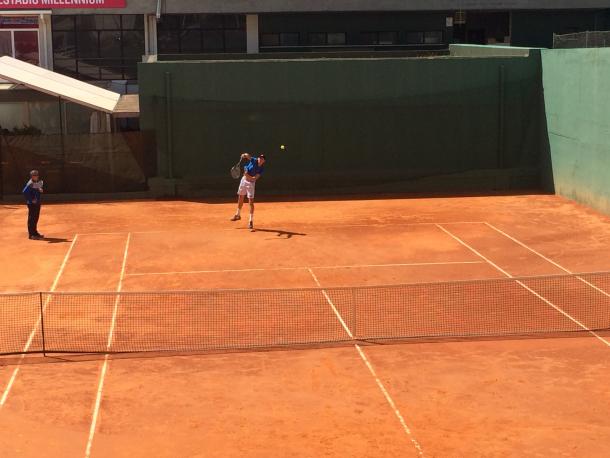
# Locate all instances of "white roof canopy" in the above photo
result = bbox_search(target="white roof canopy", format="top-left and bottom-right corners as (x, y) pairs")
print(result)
(0, 56), (121, 114)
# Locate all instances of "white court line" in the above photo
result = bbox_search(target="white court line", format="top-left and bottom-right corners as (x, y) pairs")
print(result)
(0, 234), (79, 409)
(484, 222), (610, 300)
(74, 232), (130, 237)
(326, 221), (484, 229)
(436, 224), (610, 348)
(126, 261), (485, 277)
(307, 268), (425, 457)
(85, 233), (131, 458)
(75, 221), (486, 237)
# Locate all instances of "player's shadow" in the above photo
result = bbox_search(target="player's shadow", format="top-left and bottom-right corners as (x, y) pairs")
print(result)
(38, 237), (71, 244)
(254, 228), (307, 239)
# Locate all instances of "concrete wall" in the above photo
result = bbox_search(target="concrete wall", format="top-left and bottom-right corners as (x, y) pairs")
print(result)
(139, 53), (546, 196)
(48, 1), (610, 14)
(449, 44), (533, 58)
(541, 48), (610, 214)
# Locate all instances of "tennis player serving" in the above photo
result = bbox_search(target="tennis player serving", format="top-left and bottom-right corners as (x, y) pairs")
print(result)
(231, 153), (266, 230)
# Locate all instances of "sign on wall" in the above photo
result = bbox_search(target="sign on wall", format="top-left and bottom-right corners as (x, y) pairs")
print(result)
(0, 0), (126, 8)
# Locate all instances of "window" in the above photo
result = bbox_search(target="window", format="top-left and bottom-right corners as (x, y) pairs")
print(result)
(361, 32), (377, 45)
(424, 31), (443, 44)
(308, 32), (346, 46)
(379, 31), (398, 45)
(260, 32), (299, 47)
(406, 32), (424, 44)
(157, 14), (246, 54)
(0, 17), (40, 66)
(202, 30), (224, 51)
(280, 32), (299, 46)
(308, 32), (327, 46)
(0, 31), (11, 56)
(52, 15), (144, 81)
(224, 30), (246, 52)
(261, 33), (279, 47)
(361, 31), (398, 46)
(327, 32), (346, 45)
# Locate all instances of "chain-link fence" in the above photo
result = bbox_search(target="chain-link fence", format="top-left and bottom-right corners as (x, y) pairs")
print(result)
(553, 31), (610, 49)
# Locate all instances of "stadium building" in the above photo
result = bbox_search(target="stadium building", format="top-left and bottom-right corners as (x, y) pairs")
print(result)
(0, 0), (608, 86)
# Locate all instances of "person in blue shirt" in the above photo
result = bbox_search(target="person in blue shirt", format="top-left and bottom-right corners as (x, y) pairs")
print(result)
(231, 153), (266, 230)
(23, 170), (44, 240)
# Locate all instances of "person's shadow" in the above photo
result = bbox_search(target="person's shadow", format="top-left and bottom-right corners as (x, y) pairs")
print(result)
(250, 228), (307, 239)
(36, 237), (71, 244)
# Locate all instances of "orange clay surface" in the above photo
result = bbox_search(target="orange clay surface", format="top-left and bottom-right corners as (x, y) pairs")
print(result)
(1, 194), (610, 457)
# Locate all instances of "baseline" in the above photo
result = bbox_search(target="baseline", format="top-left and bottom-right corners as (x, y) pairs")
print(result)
(125, 261), (485, 277)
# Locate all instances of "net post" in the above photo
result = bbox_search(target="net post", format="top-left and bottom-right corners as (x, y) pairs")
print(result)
(351, 288), (357, 340)
(39, 292), (47, 357)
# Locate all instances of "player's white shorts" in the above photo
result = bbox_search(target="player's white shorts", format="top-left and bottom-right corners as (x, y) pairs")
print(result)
(237, 176), (256, 199)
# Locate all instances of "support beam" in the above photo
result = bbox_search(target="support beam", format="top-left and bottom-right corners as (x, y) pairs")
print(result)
(38, 13), (53, 70)
(246, 14), (259, 54)
(145, 14), (158, 56)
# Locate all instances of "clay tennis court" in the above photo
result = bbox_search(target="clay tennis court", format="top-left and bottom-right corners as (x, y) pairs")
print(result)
(1, 194), (610, 457)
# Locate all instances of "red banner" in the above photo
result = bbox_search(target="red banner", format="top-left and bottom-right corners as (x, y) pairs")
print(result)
(0, 0), (126, 8)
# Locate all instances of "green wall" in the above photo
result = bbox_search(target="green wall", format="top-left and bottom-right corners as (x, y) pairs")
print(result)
(541, 48), (610, 213)
(139, 53), (545, 195)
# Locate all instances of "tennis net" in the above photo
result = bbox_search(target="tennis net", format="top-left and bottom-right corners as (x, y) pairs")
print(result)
(1, 271), (610, 355)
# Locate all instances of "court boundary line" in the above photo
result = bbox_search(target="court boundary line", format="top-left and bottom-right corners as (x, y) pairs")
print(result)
(0, 234), (79, 409)
(74, 221), (486, 236)
(85, 232), (131, 458)
(125, 261), (486, 277)
(484, 222), (610, 300)
(307, 268), (425, 457)
(436, 224), (610, 348)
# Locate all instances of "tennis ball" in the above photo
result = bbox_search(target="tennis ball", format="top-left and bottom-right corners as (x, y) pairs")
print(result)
(280, 145), (286, 150)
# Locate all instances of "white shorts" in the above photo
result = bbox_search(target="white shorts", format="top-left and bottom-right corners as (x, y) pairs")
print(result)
(237, 176), (256, 199)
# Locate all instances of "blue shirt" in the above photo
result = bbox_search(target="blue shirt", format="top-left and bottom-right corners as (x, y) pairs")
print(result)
(245, 157), (264, 177)
(23, 181), (42, 205)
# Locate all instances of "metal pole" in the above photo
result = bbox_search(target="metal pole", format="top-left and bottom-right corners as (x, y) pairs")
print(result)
(498, 65), (506, 169)
(58, 96), (66, 192)
(39, 292), (47, 356)
(351, 288), (357, 340)
(165, 72), (174, 179)
(0, 131), (3, 200)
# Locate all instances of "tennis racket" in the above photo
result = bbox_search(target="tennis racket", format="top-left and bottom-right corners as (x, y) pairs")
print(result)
(230, 158), (243, 179)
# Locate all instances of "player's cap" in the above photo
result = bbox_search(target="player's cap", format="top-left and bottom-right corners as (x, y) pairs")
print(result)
(30, 170), (39, 177)
(259, 154), (266, 160)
